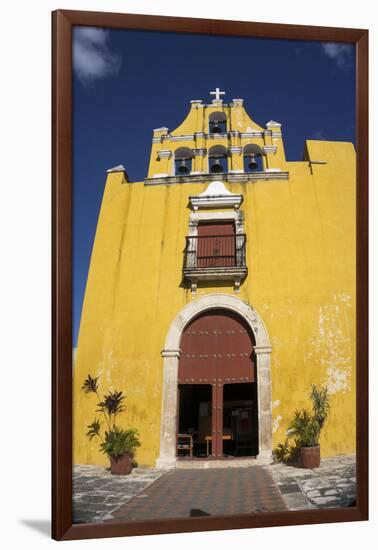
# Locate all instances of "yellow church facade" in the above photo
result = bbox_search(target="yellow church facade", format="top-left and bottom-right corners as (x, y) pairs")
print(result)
(73, 90), (356, 468)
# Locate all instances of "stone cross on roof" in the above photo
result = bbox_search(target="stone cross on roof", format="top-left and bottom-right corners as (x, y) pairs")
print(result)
(210, 87), (225, 101)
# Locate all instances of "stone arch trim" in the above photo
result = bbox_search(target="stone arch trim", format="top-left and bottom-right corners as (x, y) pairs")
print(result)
(156, 294), (272, 468)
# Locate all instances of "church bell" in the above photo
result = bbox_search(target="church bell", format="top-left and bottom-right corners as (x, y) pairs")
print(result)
(247, 154), (258, 170)
(211, 120), (222, 133)
(210, 158), (224, 173)
(177, 159), (189, 175)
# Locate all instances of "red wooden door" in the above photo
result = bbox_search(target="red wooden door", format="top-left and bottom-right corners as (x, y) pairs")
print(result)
(197, 222), (235, 268)
(179, 309), (255, 457)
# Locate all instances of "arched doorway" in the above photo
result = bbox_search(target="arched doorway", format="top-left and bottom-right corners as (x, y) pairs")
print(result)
(156, 294), (272, 469)
(178, 309), (257, 458)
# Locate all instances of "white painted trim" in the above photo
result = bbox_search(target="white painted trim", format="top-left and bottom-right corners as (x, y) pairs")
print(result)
(240, 131), (265, 138)
(106, 164), (126, 173)
(263, 146), (278, 154)
(170, 134), (195, 142)
(189, 210), (244, 232)
(144, 171), (289, 185)
(156, 294), (272, 469)
(229, 146), (243, 154)
(189, 180), (243, 210)
(152, 173), (169, 178)
(157, 150), (172, 159)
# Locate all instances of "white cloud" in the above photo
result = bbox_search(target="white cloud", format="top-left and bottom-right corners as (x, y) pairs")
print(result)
(321, 43), (354, 69)
(73, 27), (121, 85)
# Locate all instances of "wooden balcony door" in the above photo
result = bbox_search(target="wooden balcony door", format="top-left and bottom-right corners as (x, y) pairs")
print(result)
(197, 222), (236, 268)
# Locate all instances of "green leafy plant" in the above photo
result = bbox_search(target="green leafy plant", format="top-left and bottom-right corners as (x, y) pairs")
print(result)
(272, 438), (300, 465)
(273, 384), (330, 464)
(287, 408), (320, 447)
(100, 426), (141, 459)
(272, 440), (291, 463)
(81, 374), (140, 460)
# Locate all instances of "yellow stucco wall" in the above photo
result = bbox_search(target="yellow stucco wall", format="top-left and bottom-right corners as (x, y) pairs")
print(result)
(73, 100), (356, 467)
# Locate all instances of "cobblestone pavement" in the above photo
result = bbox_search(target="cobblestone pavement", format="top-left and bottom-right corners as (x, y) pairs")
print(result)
(268, 455), (356, 510)
(73, 465), (165, 523)
(73, 454), (356, 524)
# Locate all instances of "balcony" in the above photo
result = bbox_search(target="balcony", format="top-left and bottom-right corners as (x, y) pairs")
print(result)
(183, 234), (247, 292)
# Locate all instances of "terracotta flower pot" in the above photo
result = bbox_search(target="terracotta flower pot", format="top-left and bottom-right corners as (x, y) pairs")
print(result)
(300, 445), (320, 468)
(109, 452), (133, 475)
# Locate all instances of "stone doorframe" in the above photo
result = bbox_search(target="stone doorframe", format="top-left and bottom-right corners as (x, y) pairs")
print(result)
(156, 294), (272, 469)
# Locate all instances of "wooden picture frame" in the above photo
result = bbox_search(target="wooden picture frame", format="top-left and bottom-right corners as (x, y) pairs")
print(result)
(52, 9), (368, 541)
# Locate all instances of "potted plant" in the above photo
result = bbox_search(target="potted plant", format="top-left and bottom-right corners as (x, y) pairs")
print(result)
(273, 385), (330, 468)
(82, 374), (141, 475)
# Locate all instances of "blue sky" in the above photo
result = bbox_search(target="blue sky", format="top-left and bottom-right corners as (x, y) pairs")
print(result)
(73, 27), (355, 346)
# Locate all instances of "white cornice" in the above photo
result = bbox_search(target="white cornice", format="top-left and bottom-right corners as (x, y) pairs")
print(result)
(157, 150), (172, 159)
(170, 134), (194, 142)
(189, 180), (243, 210)
(240, 131), (265, 138)
(145, 171), (289, 186)
(229, 146), (242, 154)
(106, 164), (126, 173)
(263, 146), (278, 154)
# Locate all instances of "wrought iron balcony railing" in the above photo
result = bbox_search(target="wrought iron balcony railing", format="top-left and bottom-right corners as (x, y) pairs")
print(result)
(183, 234), (247, 270)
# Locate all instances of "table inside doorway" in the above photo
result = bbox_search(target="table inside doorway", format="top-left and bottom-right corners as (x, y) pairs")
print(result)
(205, 434), (232, 456)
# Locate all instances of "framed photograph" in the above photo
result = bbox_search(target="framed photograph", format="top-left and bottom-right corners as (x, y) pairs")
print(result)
(52, 9), (368, 541)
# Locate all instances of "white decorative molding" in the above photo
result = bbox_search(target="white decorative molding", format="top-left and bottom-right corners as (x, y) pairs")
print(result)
(156, 294), (272, 469)
(153, 127), (169, 133)
(266, 120), (282, 128)
(189, 180), (243, 210)
(170, 134), (195, 142)
(254, 345), (273, 354)
(192, 148), (207, 156)
(205, 133), (228, 140)
(229, 146), (242, 154)
(190, 100), (203, 105)
(106, 164), (126, 173)
(144, 171), (289, 186)
(152, 173), (169, 178)
(161, 349), (181, 358)
(240, 131), (265, 138)
(183, 267), (247, 293)
(231, 98), (244, 106)
(263, 146), (277, 154)
(157, 150), (172, 160)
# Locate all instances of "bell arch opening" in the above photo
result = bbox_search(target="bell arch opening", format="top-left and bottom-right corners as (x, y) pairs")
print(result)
(156, 294), (272, 469)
